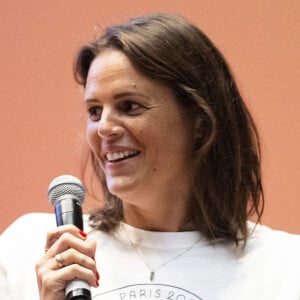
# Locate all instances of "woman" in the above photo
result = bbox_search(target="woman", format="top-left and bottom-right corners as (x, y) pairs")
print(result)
(0, 13), (299, 300)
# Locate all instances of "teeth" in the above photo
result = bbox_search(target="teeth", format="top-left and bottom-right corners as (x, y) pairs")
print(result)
(106, 150), (138, 162)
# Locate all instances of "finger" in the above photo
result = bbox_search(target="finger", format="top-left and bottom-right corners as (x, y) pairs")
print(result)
(44, 225), (88, 254)
(52, 248), (97, 274)
(47, 232), (96, 259)
(41, 263), (99, 293)
(36, 238), (98, 293)
(38, 266), (98, 299)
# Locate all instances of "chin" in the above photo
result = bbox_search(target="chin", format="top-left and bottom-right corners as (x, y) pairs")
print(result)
(107, 180), (136, 199)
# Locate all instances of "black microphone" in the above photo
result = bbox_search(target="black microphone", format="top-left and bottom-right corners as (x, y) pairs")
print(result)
(48, 175), (91, 300)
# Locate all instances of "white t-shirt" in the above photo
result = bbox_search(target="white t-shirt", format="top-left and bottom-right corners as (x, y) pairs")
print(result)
(0, 213), (299, 300)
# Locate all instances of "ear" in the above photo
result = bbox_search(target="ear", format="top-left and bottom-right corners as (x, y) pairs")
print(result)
(192, 114), (205, 150)
(178, 84), (216, 151)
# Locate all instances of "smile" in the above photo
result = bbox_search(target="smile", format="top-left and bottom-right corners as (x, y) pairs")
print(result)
(105, 150), (140, 162)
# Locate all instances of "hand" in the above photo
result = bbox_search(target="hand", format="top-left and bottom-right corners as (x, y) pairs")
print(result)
(36, 225), (98, 300)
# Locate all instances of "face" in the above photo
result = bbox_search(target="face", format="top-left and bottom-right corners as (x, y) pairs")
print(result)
(85, 49), (194, 204)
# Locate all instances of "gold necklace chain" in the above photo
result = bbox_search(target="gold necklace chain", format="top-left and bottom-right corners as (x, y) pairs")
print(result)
(121, 223), (201, 281)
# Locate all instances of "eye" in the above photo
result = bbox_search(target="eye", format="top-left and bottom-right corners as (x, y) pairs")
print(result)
(88, 106), (102, 121)
(118, 100), (144, 115)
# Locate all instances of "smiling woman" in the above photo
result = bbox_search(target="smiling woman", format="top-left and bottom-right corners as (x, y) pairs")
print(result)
(84, 50), (194, 231)
(0, 13), (299, 300)
(75, 14), (262, 241)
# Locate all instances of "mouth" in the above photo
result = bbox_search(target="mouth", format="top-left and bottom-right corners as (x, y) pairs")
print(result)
(105, 150), (140, 163)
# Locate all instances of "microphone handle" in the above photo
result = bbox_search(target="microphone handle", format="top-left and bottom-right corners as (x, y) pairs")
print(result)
(55, 198), (83, 229)
(54, 198), (91, 300)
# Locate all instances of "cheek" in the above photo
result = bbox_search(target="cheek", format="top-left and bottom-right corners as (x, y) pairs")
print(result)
(86, 123), (99, 152)
(159, 118), (193, 156)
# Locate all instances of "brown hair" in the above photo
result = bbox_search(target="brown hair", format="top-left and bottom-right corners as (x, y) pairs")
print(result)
(74, 13), (264, 244)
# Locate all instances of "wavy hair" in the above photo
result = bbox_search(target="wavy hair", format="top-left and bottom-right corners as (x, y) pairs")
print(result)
(74, 13), (264, 244)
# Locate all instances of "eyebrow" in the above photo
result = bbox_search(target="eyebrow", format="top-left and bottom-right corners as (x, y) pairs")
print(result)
(85, 91), (149, 103)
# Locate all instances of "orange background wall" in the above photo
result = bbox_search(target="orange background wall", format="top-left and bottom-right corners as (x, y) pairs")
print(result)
(0, 0), (299, 234)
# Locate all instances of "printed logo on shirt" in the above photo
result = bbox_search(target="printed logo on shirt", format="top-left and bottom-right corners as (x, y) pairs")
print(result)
(93, 283), (203, 299)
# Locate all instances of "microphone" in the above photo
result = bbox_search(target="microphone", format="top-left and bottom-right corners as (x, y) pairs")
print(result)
(48, 175), (91, 300)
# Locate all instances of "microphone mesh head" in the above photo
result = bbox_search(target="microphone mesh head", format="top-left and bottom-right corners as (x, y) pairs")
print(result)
(48, 175), (85, 205)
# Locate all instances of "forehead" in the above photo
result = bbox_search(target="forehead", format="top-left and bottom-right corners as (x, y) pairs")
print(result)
(85, 50), (145, 94)
(84, 49), (176, 101)
(87, 49), (153, 84)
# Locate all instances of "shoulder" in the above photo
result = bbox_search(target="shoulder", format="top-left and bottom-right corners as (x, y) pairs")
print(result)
(1, 213), (55, 238)
(246, 221), (300, 260)
(248, 222), (300, 242)
(0, 213), (55, 254)
(1, 213), (92, 239)
(0, 213), (56, 276)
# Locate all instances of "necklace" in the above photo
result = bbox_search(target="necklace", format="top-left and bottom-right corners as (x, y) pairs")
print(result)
(121, 223), (201, 281)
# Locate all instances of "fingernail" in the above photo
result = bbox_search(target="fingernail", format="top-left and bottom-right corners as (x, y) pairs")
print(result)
(79, 230), (87, 238)
(92, 256), (95, 261)
(96, 271), (100, 281)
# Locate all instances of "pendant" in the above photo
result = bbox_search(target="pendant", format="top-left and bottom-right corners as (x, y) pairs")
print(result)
(150, 271), (155, 281)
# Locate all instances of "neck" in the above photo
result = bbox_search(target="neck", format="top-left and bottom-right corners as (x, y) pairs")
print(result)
(122, 192), (193, 232)
(118, 167), (194, 232)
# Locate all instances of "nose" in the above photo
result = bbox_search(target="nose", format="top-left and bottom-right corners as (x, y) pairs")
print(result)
(97, 107), (123, 138)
